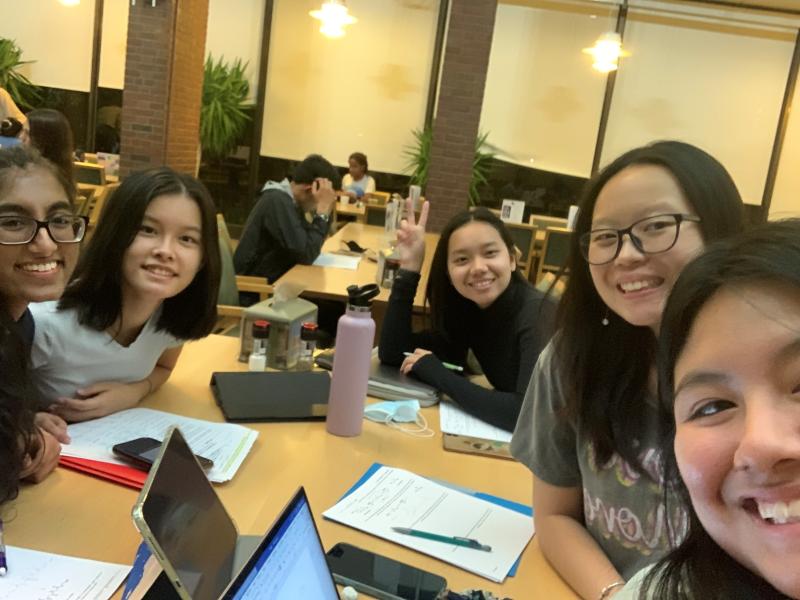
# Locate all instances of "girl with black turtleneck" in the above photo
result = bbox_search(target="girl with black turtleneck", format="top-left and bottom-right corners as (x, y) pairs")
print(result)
(379, 202), (555, 432)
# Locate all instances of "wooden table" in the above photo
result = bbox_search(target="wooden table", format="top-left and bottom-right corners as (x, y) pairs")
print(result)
(5, 334), (576, 600)
(275, 222), (439, 312)
(335, 201), (366, 224)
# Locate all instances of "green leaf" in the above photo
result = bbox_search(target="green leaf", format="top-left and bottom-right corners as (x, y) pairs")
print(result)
(0, 38), (41, 110)
(200, 54), (253, 161)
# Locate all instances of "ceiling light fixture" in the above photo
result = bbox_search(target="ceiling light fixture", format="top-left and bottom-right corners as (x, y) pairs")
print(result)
(59, 0), (80, 6)
(582, 32), (629, 73)
(309, 0), (357, 39)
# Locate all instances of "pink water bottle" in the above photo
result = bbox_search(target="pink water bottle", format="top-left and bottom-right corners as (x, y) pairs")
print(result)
(326, 284), (380, 437)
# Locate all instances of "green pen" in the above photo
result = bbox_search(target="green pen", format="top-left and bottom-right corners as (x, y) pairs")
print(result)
(391, 527), (492, 552)
(402, 352), (464, 372)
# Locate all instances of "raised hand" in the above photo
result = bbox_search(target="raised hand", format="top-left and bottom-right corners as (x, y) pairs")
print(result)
(312, 178), (336, 216)
(396, 199), (429, 273)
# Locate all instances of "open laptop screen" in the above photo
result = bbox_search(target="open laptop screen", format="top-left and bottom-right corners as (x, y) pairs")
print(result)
(223, 489), (339, 599)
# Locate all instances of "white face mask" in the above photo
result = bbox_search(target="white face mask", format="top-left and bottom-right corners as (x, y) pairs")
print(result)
(363, 400), (433, 437)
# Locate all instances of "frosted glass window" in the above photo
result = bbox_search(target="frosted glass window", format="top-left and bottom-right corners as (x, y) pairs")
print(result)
(602, 7), (795, 206)
(481, 1), (615, 178)
(99, 0), (130, 90)
(770, 75), (800, 219)
(262, 0), (440, 173)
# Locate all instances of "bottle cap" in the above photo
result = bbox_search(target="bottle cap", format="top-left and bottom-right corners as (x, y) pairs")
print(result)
(346, 283), (380, 308)
(300, 322), (318, 341)
(252, 319), (270, 338)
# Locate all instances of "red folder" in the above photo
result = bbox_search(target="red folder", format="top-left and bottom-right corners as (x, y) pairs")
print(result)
(59, 456), (148, 489)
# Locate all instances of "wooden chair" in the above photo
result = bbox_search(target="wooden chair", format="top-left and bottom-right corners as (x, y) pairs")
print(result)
(365, 204), (387, 227)
(535, 226), (572, 284)
(216, 213), (273, 334)
(75, 184), (97, 216)
(367, 191), (390, 205)
(73, 161), (107, 186)
(505, 221), (538, 278)
(529, 214), (568, 230)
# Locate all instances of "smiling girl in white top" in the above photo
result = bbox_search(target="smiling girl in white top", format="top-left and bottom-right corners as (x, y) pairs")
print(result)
(29, 167), (221, 423)
(618, 220), (800, 600)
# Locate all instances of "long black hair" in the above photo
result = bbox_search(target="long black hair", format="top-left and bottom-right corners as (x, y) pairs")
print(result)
(59, 167), (221, 339)
(426, 207), (525, 337)
(0, 146), (73, 505)
(555, 140), (744, 469)
(641, 219), (800, 599)
(27, 109), (75, 190)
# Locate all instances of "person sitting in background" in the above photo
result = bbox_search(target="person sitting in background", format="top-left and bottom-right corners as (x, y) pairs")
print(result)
(340, 152), (375, 201)
(234, 154), (340, 284)
(379, 202), (555, 432)
(619, 219), (800, 599)
(0, 146), (85, 490)
(23, 109), (75, 191)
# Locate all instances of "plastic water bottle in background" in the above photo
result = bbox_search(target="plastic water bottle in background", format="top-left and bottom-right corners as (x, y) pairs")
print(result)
(248, 320), (270, 371)
(326, 284), (380, 437)
(296, 322), (319, 371)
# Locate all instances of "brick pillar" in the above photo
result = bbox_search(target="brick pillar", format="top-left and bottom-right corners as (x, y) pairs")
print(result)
(425, 0), (497, 231)
(120, 0), (209, 177)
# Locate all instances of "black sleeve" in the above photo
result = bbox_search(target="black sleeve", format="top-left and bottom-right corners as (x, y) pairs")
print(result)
(411, 296), (556, 433)
(378, 269), (452, 366)
(263, 195), (329, 264)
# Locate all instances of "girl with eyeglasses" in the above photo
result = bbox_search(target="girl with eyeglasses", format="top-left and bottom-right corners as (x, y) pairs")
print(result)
(0, 146), (85, 499)
(28, 167), (221, 423)
(619, 219), (800, 599)
(510, 141), (744, 599)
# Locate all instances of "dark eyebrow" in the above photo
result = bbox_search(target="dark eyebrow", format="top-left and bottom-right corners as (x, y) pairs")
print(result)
(674, 371), (731, 398)
(141, 214), (202, 234)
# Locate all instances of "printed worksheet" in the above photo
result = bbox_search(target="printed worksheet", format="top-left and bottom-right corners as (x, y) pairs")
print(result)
(323, 466), (533, 582)
(439, 401), (512, 443)
(0, 546), (129, 600)
(60, 407), (258, 483)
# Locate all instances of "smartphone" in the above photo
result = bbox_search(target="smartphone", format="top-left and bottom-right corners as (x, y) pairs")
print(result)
(113, 437), (214, 471)
(326, 542), (447, 600)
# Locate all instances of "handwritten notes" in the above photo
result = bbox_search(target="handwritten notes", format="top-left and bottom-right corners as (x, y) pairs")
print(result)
(61, 408), (258, 483)
(0, 546), (129, 600)
(323, 466), (532, 582)
(439, 401), (512, 443)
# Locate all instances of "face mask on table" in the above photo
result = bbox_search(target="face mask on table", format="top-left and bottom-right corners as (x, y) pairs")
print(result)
(363, 400), (433, 437)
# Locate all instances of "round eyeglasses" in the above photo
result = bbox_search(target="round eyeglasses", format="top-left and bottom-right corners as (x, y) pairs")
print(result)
(579, 213), (701, 266)
(0, 214), (88, 245)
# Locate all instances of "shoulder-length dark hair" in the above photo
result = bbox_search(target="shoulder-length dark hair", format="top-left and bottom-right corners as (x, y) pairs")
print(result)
(426, 207), (525, 336)
(59, 167), (221, 339)
(27, 109), (75, 189)
(555, 140), (744, 469)
(644, 219), (800, 599)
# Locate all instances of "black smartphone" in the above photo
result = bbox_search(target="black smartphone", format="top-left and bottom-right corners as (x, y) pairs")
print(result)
(326, 542), (447, 600)
(112, 437), (214, 471)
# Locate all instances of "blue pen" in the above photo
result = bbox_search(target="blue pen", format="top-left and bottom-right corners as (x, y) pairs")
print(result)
(0, 518), (7, 576)
(402, 352), (463, 372)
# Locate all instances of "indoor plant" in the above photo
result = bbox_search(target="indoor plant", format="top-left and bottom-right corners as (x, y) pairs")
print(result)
(200, 55), (252, 162)
(0, 38), (41, 110)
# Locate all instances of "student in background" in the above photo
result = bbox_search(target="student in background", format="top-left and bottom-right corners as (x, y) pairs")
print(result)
(24, 109), (75, 190)
(379, 202), (555, 432)
(618, 220), (800, 600)
(510, 141), (745, 599)
(234, 154), (339, 285)
(30, 167), (221, 422)
(340, 152), (375, 201)
(0, 146), (85, 493)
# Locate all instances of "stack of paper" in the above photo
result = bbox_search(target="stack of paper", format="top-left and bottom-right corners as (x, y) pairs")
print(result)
(0, 546), (130, 600)
(323, 465), (533, 583)
(60, 407), (259, 485)
(312, 253), (361, 270)
(439, 401), (512, 443)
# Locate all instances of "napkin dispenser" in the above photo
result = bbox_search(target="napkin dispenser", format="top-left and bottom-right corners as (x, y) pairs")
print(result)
(239, 296), (318, 369)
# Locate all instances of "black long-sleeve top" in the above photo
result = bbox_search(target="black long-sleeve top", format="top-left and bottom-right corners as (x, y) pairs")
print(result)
(233, 183), (329, 282)
(379, 269), (555, 432)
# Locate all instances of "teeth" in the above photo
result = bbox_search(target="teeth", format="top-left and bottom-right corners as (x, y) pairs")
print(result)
(146, 266), (174, 276)
(20, 262), (57, 272)
(620, 279), (657, 293)
(471, 280), (493, 289)
(756, 499), (800, 524)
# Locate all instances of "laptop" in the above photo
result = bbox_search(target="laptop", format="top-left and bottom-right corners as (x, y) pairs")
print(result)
(219, 488), (340, 599)
(132, 427), (339, 600)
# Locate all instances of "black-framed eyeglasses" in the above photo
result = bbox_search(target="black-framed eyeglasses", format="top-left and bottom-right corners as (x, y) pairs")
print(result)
(579, 213), (701, 266)
(0, 214), (88, 245)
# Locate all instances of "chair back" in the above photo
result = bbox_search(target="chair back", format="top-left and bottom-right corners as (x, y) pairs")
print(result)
(365, 205), (386, 227)
(505, 221), (537, 277)
(73, 161), (107, 185)
(536, 226), (572, 283)
(216, 214), (240, 306)
(529, 214), (568, 230)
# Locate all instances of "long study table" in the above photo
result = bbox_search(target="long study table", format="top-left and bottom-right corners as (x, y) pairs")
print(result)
(6, 334), (577, 599)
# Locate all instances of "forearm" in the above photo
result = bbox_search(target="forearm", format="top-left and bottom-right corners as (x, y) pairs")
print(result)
(538, 514), (624, 600)
(379, 270), (439, 364)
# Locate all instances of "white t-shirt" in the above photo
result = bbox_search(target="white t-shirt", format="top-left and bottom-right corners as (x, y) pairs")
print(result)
(341, 173), (376, 194)
(29, 301), (182, 405)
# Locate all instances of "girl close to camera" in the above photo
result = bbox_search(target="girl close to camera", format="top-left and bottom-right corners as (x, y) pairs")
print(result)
(619, 219), (800, 599)
(29, 167), (221, 422)
(510, 140), (745, 599)
(379, 202), (555, 432)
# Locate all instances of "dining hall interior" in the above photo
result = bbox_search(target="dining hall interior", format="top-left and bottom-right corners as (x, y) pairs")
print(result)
(4, 1), (800, 599)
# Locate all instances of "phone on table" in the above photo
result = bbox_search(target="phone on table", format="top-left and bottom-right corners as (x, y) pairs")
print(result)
(112, 437), (214, 471)
(326, 542), (447, 600)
